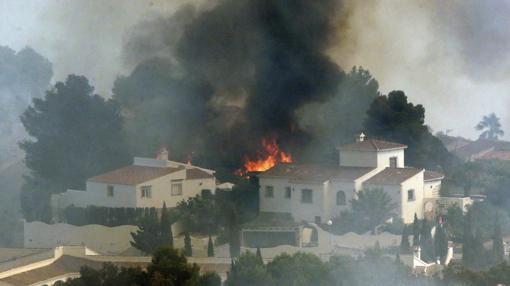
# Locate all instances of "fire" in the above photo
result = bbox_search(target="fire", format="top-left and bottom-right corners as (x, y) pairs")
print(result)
(237, 137), (292, 175)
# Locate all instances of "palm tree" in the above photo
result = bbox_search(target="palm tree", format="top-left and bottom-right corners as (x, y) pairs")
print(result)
(476, 113), (504, 140)
(350, 188), (398, 234)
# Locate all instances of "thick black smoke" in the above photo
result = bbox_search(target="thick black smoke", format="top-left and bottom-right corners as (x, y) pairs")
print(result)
(117, 0), (344, 170)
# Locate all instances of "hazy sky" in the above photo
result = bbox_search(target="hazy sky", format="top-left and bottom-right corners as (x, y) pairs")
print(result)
(1, 0), (508, 140)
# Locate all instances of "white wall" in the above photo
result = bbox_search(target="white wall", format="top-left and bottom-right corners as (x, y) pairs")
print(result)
(376, 149), (405, 168)
(325, 180), (356, 219)
(423, 180), (441, 198)
(259, 178), (293, 214)
(24, 221), (138, 254)
(135, 169), (215, 208)
(85, 182), (137, 208)
(363, 171), (424, 224)
(338, 150), (378, 168)
(339, 149), (404, 169)
(260, 179), (328, 222)
(400, 171), (425, 223)
(290, 182), (327, 222)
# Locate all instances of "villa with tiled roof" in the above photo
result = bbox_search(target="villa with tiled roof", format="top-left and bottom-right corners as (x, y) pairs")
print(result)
(258, 133), (446, 224)
(52, 149), (222, 210)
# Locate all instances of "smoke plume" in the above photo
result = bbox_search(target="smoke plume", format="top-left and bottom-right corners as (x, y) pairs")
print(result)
(116, 0), (345, 168)
(0, 46), (52, 165)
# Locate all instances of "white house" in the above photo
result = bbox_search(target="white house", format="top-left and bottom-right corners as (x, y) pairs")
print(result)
(258, 134), (445, 224)
(52, 149), (223, 210)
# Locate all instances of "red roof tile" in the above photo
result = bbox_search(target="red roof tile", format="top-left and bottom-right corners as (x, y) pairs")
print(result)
(364, 167), (423, 185)
(186, 168), (215, 180)
(88, 165), (182, 185)
(337, 139), (407, 151)
(424, 170), (444, 181)
(479, 150), (510, 161)
(258, 163), (375, 182)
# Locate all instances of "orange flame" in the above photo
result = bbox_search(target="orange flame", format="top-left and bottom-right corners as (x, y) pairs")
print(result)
(236, 137), (292, 175)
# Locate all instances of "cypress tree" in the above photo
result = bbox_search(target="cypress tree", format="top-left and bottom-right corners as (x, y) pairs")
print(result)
(412, 213), (420, 247)
(208, 235), (215, 257)
(434, 223), (449, 264)
(493, 216), (505, 264)
(256, 247), (263, 265)
(160, 202), (173, 247)
(184, 232), (192, 257)
(400, 225), (411, 253)
(462, 211), (473, 266)
(420, 220), (434, 262)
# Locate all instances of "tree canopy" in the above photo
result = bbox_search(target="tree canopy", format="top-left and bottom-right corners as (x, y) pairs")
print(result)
(363, 90), (456, 172)
(476, 113), (504, 140)
(19, 75), (131, 221)
(20, 75), (130, 192)
(56, 247), (221, 286)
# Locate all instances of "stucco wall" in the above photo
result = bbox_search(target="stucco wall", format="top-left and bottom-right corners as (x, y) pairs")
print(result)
(338, 150), (378, 168)
(24, 221), (138, 254)
(290, 182), (326, 222)
(376, 149), (405, 168)
(400, 171), (425, 223)
(423, 180), (441, 198)
(325, 180), (355, 219)
(259, 178), (293, 214)
(134, 169), (215, 208)
(85, 182), (137, 208)
(363, 171), (424, 224)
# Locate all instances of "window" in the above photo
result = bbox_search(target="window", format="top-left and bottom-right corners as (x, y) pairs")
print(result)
(264, 186), (274, 198)
(315, 216), (322, 224)
(407, 189), (415, 201)
(107, 185), (114, 197)
(389, 157), (398, 168)
(141, 186), (152, 198)
(285, 187), (292, 199)
(171, 183), (183, 196)
(336, 191), (346, 206)
(301, 189), (313, 203)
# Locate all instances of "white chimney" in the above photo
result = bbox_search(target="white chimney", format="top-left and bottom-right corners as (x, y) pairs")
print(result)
(156, 147), (169, 161)
(356, 132), (366, 142)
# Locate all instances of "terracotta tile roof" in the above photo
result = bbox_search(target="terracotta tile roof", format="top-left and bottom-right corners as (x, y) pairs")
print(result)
(88, 165), (182, 185)
(454, 139), (510, 160)
(424, 170), (444, 181)
(258, 163), (376, 182)
(479, 150), (510, 161)
(337, 139), (407, 151)
(0, 255), (147, 286)
(186, 168), (215, 180)
(364, 167), (423, 185)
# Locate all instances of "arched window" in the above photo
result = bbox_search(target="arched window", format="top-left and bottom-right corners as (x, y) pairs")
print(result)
(336, 191), (346, 206)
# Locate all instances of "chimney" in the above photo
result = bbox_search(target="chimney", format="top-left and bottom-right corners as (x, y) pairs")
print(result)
(356, 132), (366, 143)
(156, 147), (169, 161)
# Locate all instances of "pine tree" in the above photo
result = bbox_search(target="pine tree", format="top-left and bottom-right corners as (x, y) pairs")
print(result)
(412, 213), (420, 247)
(493, 216), (505, 264)
(256, 247), (263, 265)
(160, 202), (173, 248)
(400, 225), (411, 253)
(184, 232), (192, 257)
(208, 235), (215, 257)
